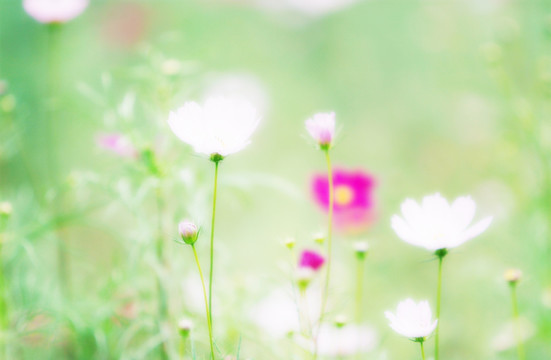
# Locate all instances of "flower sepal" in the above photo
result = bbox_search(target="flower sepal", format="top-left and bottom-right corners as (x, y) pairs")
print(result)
(210, 153), (224, 163)
(434, 248), (448, 259)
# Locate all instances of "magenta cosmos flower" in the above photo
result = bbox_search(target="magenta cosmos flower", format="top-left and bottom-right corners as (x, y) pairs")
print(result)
(312, 168), (376, 231)
(299, 249), (325, 271)
(24, 0), (89, 24)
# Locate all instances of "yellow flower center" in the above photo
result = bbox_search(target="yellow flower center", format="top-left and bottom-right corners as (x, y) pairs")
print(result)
(334, 185), (354, 206)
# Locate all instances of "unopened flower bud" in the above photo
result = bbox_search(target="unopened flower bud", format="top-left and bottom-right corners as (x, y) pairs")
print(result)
(296, 268), (314, 292)
(179, 221), (198, 245)
(504, 268), (522, 284)
(353, 241), (369, 260)
(283, 237), (295, 249)
(334, 314), (347, 328)
(313, 232), (325, 245)
(178, 318), (193, 338)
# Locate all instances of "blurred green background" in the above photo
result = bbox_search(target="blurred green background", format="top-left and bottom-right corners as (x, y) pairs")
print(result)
(1, 0), (551, 359)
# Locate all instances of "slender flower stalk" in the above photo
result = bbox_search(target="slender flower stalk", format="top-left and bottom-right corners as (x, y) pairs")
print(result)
(420, 341), (426, 360)
(46, 23), (70, 298)
(354, 242), (368, 325)
(154, 186), (168, 360)
(313, 148), (333, 359)
(208, 157), (221, 330)
(505, 269), (525, 360)
(391, 194), (492, 360)
(355, 254), (364, 324)
(0, 205), (11, 359)
(320, 148), (334, 319)
(305, 111), (336, 359)
(192, 244), (214, 360)
(434, 249), (446, 360)
(178, 222), (214, 360)
(168, 97), (259, 345)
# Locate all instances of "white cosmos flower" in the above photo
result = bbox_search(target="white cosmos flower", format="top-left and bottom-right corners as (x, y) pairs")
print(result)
(168, 96), (259, 157)
(385, 299), (437, 339)
(23, 0), (88, 24)
(391, 193), (492, 251)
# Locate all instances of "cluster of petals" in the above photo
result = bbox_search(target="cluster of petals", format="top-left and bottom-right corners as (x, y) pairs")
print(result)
(385, 299), (438, 339)
(23, 0), (88, 23)
(305, 112), (335, 147)
(312, 168), (376, 231)
(391, 193), (492, 251)
(168, 96), (259, 157)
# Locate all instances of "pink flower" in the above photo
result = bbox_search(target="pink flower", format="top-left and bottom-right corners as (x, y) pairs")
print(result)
(305, 112), (335, 147)
(312, 168), (376, 231)
(23, 0), (88, 24)
(299, 249), (325, 271)
(96, 134), (137, 159)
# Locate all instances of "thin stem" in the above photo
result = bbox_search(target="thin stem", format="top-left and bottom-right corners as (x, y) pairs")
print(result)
(47, 23), (69, 298)
(208, 160), (220, 333)
(434, 253), (445, 360)
(192, 244), (215, 360)
(355, 256), (365, 324)
(154, 186), (168, 360)
(299, 288), (312, 335)
(420, 341), (426, 360)
(510, 283), (526, 360)
(0, 232), (7, 359)
(313, 149), (334, 359)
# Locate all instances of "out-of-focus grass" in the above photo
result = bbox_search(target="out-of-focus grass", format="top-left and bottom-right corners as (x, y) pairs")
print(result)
(1, 0), (551, 359)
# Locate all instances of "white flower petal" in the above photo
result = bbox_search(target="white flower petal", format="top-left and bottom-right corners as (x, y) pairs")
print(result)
(168, 96), (259, 157)
(451, 196), (476, 231)
(390, 193), (492, 251)
(456, 216), (493, 246)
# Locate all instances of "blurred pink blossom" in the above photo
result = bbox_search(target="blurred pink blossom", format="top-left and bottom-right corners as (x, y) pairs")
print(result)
(299, 249), (325, 271)
(312, 168), (376, 232)
(23, 0), (88, 24)
(96, 133), (137, 159)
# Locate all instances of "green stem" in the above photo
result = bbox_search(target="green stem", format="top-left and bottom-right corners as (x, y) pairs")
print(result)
(420, 341), (426, 360)
(510, 283), (526, 360)
(47, 23), (68, 298)
(192, 245), (215, 360)
(299, 288), (312, 335)
(0, 233), (7, 359)
(434, 251), (445, 360)
(313, 149), (334, 360)
(154, 186), (168, 360)
(355, 256), (364, 324)
(208, 160), (220, 333)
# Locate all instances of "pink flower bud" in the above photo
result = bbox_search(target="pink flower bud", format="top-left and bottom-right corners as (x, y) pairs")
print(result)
(179, 221), (198, 245)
